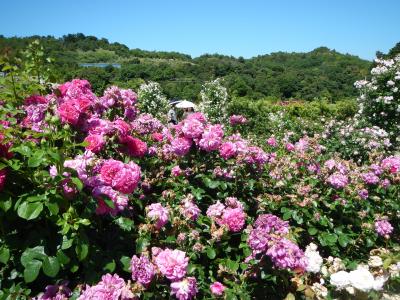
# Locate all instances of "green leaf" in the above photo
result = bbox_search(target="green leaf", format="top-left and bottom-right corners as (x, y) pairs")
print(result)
(308, 227), (318, 235)
(103, 259), (116, 273)
(226, 259), (239, 272)
(206, 247), (216, 259)
(338, 234), (349, 247)
(115, 217), (134, 231)
(203, 177), (220, 189)
(56, 250), (70, 265)
(120, 256), (131, 272)
(136, 237), (149, 253)
(45, 202), (59, 215)
(27, 151), (45, 168)
(71, 177), (83, 191)
(61, 236), (73, 250)
(11, 145), (31, 157)
(42, 256), (60, 277)
(0, 197), (12, 212)
(24, 260), (42, 283)
(21, 246), (46, 267)
(17, 201), (43, 220)
(103, 197), (115, 209)
(0, 247), (10, 264)
(282, 211), (292, 220)
(75, 241), (89, 261)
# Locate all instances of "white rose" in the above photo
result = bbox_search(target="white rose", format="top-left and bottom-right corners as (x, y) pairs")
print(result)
(349, 267), (375, 292)
(330, 271), (351, 289)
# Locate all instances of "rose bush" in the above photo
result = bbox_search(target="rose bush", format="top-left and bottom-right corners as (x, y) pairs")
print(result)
(0, 77), (399, 300)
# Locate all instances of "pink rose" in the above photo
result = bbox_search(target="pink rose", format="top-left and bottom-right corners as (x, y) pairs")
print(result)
(84, 134), (105, 153)
(154, 248), (189, 281)
(210, 282), (226, 296)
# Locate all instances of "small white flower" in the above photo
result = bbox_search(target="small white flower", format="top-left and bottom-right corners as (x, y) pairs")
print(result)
(368, 256), (383, 268)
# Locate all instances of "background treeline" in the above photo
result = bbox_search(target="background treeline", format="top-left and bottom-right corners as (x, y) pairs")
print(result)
(0, 33), (373, 101)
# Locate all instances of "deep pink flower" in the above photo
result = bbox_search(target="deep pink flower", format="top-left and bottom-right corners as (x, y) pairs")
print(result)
(219, 142), (237, 159)
(381, 156), (400, 173)
(113, 119), (132, 138)
(93, 185), (129, 215)
(121, 136), (148, 158)
(154, 248), (189, 281)
(130, 255), (155, 286)
(199, 124), (224, 152)
(57, 102), (80, 125)
(220, 207), (246, 232)
(182, 118), (205, 139)
(147, 203), (169, 229)
(210, 281), (226, 296)
(0, 169), (6, 191)
(170, 137), (192, 156)
(267, 137), (278, 147)
(171, 166), (183, 177)
(152, 132), (164, 142)
(285, 143), (295, 151)
(84, 134), (105, 153)
(100, 159), (141, 194)
(170, 277), (198, 300)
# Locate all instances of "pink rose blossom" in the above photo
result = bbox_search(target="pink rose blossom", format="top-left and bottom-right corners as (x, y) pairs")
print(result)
(120, 136), (148, 158)
(229, 114), (247, 125)
(220, 207), (246, 232)
(131, 255), (156, 286)
(84, 134), (105, 153)
(78, 273), (134, 300)
(147, 203), (169, 229)
(219, 142), (237, 159)
(171, 166), (183, 177)
(375, 219), (394, 237)
(100, 159), (141, 194)
(170, 277), (198, 300)
(267, 137), (278, 147)
(210, 281), (226, 296)
(182, 118), (205, 139)
(154, 248), (189, 281)
(170, 137), (192, 156)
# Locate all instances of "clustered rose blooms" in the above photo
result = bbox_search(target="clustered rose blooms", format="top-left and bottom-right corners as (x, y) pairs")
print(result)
(229, 114), (247, 125)
(170, 277), (198, 300)
(248, 214), (307, 271)
(5, 78), (399, 299)
(78, 274), (134, 300)
(207, 197), (246, 232)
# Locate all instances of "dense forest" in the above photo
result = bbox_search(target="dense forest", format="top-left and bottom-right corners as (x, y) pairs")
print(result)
(0, 33), (374, 100)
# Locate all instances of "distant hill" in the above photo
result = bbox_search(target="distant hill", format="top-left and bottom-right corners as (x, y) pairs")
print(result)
(0, 33), (371, 100)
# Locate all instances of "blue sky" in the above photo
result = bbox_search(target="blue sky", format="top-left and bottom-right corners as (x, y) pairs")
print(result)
(1, 0), (399, 60)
